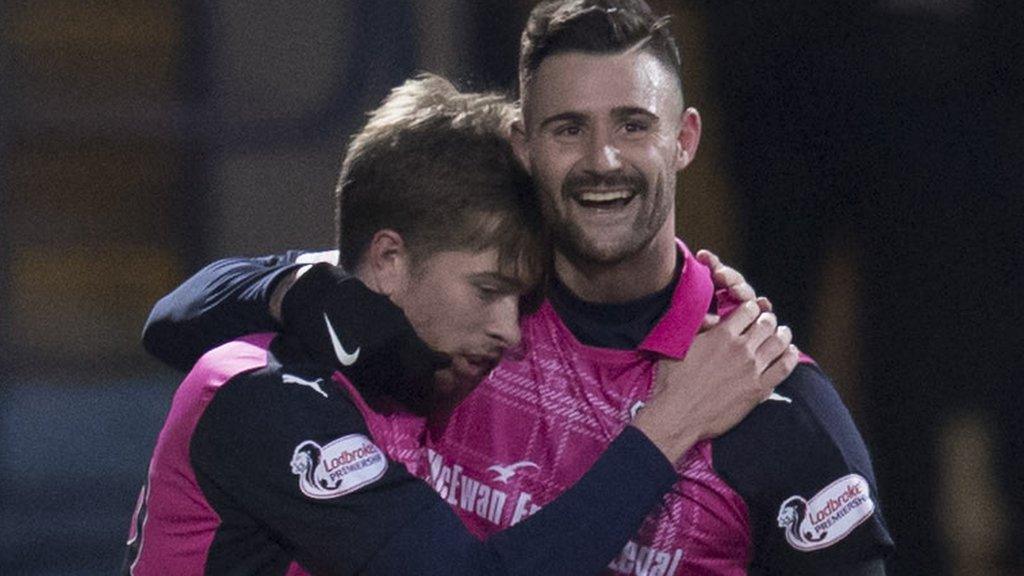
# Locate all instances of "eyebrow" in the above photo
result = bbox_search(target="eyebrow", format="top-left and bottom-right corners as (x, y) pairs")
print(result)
(538, 111), (588, 132)
(611, 106), (660, 124)
(537, 107), (660, 131)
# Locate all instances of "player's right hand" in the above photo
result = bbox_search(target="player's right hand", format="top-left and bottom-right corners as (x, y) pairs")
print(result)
(632, 300), (798, 463)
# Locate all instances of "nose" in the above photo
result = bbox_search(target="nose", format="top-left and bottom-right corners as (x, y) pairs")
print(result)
(584, 131), (622, 173)
(488, 296), (522, 350)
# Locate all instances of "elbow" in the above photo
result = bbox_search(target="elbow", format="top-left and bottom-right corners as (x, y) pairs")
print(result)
(141, 304), (190, 372)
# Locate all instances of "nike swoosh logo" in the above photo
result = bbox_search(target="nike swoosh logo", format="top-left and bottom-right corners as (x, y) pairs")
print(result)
(766, 391), (793, 403)
(324, 313), (360, 366)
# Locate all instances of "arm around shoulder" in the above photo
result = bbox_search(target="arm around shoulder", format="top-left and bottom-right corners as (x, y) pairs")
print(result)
(141, 251), (318, 370)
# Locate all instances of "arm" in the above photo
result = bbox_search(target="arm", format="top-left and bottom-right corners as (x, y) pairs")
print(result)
(141, 250), (335, 370)
(145, 248), (760, 375)
(749, 559), (887, 576)
(713, 364), (894, 574)
(193, 367), (677, 576)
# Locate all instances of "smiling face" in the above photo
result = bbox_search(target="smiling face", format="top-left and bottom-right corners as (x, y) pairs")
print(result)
(516, 49), (700, 267)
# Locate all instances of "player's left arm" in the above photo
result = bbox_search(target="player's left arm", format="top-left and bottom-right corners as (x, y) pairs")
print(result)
(141, 250), (336, 370)
(831, 559), (887, 575)
(714, 364), (894, 574)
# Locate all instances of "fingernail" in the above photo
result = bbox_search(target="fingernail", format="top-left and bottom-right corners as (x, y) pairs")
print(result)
(744, 301), (758, 312)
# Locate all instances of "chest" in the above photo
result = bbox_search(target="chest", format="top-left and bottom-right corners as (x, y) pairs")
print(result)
(421, 321), (752, 574)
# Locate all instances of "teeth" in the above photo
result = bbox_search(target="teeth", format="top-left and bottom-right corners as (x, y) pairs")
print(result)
(579, 190), (631, 203)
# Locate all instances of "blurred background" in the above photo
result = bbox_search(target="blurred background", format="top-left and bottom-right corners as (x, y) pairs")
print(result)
(0, 1), (1020, 574)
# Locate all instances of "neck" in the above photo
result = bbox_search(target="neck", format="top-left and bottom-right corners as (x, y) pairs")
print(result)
(554, 220), (678, 304)
(353, 263), (382, 294)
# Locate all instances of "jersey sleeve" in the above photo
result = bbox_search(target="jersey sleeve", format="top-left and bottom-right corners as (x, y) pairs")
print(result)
(712, 364), (894, 574)
(192, 364), (678, 576)
(142, 251), (310, 370)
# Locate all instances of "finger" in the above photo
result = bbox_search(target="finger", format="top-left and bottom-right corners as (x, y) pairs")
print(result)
(755, 325), (792, 372)
(711, 264), (744, 287)
(696, 249), (721, 269)
(722, 278), (756, 302)
(742, 312), (778, 351)
(757, 296), (773, 312)
(761, 345), (800, 388)
(720, 299), (761, 336)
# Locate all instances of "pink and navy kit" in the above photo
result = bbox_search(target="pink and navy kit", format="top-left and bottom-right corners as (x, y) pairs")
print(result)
(126, 326), (678, 574)
(140, 243), (894, 574)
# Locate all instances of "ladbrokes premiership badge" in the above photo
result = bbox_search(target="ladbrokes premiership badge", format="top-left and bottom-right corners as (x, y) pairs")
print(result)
(776, 474), (875, 551)
(290, 434), (387, 499)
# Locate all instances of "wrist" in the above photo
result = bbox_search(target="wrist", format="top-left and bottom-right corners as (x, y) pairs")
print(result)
(630, 411), (700, 465)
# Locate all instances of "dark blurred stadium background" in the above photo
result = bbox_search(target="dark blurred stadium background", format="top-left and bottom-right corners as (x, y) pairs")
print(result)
(0, 1), (1020, 574)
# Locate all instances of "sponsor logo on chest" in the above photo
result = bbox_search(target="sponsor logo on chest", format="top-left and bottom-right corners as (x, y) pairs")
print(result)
(427, 449), (688, 574)
(607, 540), (685, 576)
(426, 449), (543, 527)
(776, 473), (875, 551)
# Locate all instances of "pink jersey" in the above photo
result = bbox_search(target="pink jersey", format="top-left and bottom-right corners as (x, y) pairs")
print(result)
(423, 243), (751, 575)
(131, 333), (431, 576)
(133, 241), (890, 573)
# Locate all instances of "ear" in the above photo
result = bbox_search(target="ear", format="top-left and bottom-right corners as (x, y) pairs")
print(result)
(674, 107), (702, 171)
(363, 229), (411, 297)
(510, 120), (532, 173)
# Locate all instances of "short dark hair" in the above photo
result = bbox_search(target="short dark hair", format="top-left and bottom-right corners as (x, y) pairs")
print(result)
(519, 0), (684, 106)
(335, 74), (547, 289)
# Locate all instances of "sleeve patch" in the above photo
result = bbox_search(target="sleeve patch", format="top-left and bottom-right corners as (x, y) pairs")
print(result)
(290, 434), (388, 499)
(776, 474), (875, 552)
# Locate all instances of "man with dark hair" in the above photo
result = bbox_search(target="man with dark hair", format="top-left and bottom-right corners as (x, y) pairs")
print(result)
(125, 74), (795, 575)
(141, 1), (893, 573)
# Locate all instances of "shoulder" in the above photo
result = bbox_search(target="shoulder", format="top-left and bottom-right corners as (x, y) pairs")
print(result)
(713, 364), (871, 491)
(712, 364), (893, 568)
(198, 336), (360, 430)
(189, 339), (387, 494)
(187, 333), (278, 385)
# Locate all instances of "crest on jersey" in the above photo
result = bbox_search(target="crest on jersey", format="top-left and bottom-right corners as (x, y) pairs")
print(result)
(290, 434), (387, 499)
(776, 474), (875, 551)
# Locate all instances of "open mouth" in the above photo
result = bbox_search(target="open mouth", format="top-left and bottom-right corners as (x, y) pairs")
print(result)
(574, 189), (637, 209)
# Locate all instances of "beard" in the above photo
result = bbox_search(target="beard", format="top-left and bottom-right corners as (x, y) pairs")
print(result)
(544, 169), (672, 266)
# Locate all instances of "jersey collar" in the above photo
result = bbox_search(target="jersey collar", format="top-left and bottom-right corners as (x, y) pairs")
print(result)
(636, 240), (714, 359)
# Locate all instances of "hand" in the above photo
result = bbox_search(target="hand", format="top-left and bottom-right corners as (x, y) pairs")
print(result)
(632, 300), (798, 463)
(696, 249), (772, 331)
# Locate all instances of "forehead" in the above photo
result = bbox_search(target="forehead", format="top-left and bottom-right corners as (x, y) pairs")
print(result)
(415, 249), (535, 291)
(525, 49), (683, 126)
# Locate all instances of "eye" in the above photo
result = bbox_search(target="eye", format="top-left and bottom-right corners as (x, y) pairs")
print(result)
(553, 124), (583, 139)
(475, 284), (502, 302)
(622, 120), (651, 135)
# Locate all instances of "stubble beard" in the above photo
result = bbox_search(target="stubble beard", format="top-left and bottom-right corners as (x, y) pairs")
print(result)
(546, 172), (672, 267)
